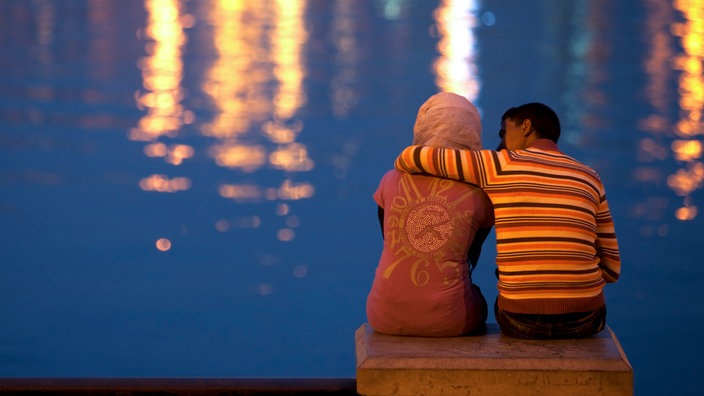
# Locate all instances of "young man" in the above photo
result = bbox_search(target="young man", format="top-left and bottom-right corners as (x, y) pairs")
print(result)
(366, 92), (494, 337)
(394, 102), (621, 339)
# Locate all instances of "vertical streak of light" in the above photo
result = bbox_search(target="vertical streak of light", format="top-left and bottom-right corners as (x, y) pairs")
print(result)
(271, 0), (307, 124)
(202, 1), (267, 140)
(202, 1), (268, 172)
(670, 0), (704, 220)
(432, 0), (480, 102)
(267, 0), (314, 172)
(133, 0), (193, 193)
(202, 1), (314, 203)
(130, 0), (188, 142)
(673, 0), (704, 138)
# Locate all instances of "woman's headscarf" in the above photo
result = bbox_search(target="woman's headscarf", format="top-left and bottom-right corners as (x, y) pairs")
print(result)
(412, 92), (482, 150)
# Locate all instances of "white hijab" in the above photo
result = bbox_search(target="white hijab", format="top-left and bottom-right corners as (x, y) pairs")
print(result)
(412, 92), (482, 150)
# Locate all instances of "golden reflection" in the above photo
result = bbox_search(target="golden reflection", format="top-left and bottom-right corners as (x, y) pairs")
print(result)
(201, 1), (267, 139)
(201, 2), (311, 166)
(144, 142), (194, 165)
(675, 199), (699, 220)
(667, 162), (704, 196)
(201, 0), (313, 242)
(131, 0), (192, 142)
(275, 179), (315, 200)
(672, 139), (703, 161)
(670, 0), (704, 220)
(201, 0), (310, 157)
(209, 144), (267, 172)
(139, 174), (191, 192)
(639, 0), (704, 223)
(432, 0), (481, 101)
(271, 0), (307, 121)
(269, 143), (314, 171)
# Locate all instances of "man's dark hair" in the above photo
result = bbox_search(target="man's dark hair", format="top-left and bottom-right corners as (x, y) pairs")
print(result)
(501, 102), (561, 143)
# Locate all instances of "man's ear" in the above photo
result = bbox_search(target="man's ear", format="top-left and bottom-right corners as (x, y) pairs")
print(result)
(521, 119), (533, 136)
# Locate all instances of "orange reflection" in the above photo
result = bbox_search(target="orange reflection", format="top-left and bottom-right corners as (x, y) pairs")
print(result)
(432, 0), (481, 101)
(639, 0), (703, 222)
(131, 0), (195, 203)
(201, 1), (267, 140)
(276, 179), (315, 200)
(144, 142), (194, 165)
(130, 0), (192, 142)
(670, 0), (704, 220)
(269, 143), (314, 172)
(672, 139), (702, 161)
(201, 0), (313, 242)
(139, 174), (191, 192)
(209, 144), (267, 172)
(675, 200), (698, 220)
(667, 162), (704, 196)
(202, 1), (313, 175)
(271, 0), (307, 121)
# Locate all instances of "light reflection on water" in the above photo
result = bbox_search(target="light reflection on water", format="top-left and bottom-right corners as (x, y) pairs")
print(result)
(0, 1), (702, 394)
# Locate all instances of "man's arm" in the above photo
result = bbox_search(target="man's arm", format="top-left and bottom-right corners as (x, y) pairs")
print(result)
(595, 196), (621, 283)
(394, 145), (483, 186)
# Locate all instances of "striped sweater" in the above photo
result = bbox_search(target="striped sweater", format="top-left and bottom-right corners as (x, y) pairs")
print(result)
(395, 139), (621, 315)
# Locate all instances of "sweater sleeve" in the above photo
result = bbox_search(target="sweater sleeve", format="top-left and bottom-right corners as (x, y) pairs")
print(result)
(394, 145), (479, 184)
(594, 194), (621, 283)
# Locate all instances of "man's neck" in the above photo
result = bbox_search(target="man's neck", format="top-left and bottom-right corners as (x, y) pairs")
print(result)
(528, 138), (559, 151)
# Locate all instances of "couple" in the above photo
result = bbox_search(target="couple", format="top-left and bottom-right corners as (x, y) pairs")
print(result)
(366, 92), (621, 340)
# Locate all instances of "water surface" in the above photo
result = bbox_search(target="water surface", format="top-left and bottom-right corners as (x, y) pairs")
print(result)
(0, 1), (702, 395)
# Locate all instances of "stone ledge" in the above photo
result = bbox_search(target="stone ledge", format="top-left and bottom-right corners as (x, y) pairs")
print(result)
(355, 323), (632, 396)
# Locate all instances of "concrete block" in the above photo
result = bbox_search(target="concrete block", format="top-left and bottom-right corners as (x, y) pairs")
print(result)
(355, 323), (632, 395)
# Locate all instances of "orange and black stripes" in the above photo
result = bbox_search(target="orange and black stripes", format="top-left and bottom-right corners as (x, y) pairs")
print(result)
(395, 142), (621, 315)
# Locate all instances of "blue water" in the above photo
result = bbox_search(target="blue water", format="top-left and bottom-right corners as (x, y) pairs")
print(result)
(0, 0), (702, 394)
